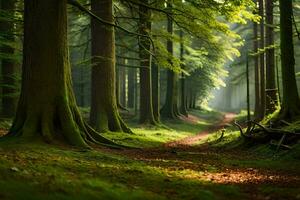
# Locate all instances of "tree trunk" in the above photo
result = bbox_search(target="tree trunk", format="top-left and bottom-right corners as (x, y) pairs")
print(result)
(258, 0), (266, 119)
(192, 93), (197, 109)
(160, 3), (180, 119)
(90, 0), (131, 133)
(120, 62), (127, 107)
(265, 0), (277, 114)
(0, 0), (18, 118)
(152, 61), (160, 122)
(278, 0), (300, 119)
(8, 0), (114, 148)
(127, 68), (135, 109)
(179, 30), (188, 116)
(138, 0), (157, 125)
(253, 0), (261, 119)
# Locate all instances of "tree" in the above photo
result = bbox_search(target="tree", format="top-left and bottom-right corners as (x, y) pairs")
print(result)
(127, 68), (135, 109)
(253, 0), (261, 119)
(138, 0), (158, 125)
(7, 0), (114, 148)
(179, 30), (188, 116)
(258, 0), (266, 119)
(265, 0), (277, 114)
(278, 0), (300, 119)
(0, 0), (18, 118)
(160, 2), (180, 119)
(152, 60), (160, 122)
(89, 0), (131, 133)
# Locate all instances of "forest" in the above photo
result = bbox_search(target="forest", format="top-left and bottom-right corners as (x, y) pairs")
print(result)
(0, 0), (300, 199)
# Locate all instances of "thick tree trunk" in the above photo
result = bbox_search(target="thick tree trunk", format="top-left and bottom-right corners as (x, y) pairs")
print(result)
(253, 0), (261, 119)
(265, 0), (277, 114)
(278, 0), (300, 119)
(160, 3), (180, 119)
(90, 0), (131, 133)
(258, 0), (266, 119)
(0, 0), (18, 118)
(179, 31), (188, 116)
(8, 0), (114, 148)
(138, 0), (157, 125)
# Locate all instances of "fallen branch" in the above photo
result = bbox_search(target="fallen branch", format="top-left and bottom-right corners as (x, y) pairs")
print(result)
(270, 140), (292, 150)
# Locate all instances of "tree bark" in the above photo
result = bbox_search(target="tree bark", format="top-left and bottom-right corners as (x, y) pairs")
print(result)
(138, 0), (157, 125)
(90, 0), (131, 133)
(258, 0), (266, 119)
(253, 0), (261, 119)
(127, 68), (135, 109)
(152, 61), (160, 122)
(179, 30), (188, 116)
(160, 2), (180, 119)
(120, 61), (127, 107)
(0, 0), (18, 118)
(265, 0), (277, 114)
(8, 0), (114, 148)
(278, 0), (300, 120)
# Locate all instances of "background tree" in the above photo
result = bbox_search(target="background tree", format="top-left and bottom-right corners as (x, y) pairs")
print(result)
(258, 0), (266, 119)
(160, 2), (180, 119)
(138, 0), (157, 125)
(90, 0), (131, 133)
(0, 0), (19, 118)
(265, 0), (277, 114)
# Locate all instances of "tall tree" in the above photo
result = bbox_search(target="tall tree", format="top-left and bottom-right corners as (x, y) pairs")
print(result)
(151, 61), (160, 122)
(119, 61), (127, 107)
(179, 30), (188, 116)
(0, 0), (18, 118)
(253, 0), (261, 119)
(278, 0), (300, 119)
(138, 0), (157, 124)
(258, 0), (266, 119)
(127, 68), (135, 109)
(265, 0), (277, 114)
(160, 2), (180, 119)
(8, 0), (114, 147)
(90, 0), (131, 133)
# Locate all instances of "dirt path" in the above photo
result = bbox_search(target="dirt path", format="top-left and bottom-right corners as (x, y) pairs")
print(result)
(165, 113), (236, 148)
(102, 113), (300, 200)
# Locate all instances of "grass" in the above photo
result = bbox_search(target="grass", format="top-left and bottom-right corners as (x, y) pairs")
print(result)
(102, 110), (221, 148)
(0, 109), (299, 200)
(0, 140), (245, 200)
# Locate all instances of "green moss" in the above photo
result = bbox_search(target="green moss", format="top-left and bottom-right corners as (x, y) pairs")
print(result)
(0, 141), (246, 200)
(1, 109), (299, 200)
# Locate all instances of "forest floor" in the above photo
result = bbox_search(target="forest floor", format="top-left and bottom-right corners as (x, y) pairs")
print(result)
(0, 110), (300, 200)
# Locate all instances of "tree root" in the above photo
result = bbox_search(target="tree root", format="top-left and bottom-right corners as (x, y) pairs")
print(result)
(233, 120), (300, 149)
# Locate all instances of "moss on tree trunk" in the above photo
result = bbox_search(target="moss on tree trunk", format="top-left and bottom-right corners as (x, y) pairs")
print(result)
(160, 3), (180, 119)
(8, 0), (115, 148)
(89, 0), (131, 133)
(138, 0), (158, 125)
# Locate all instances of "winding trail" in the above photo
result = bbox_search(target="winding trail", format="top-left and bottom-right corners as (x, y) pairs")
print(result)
(165, 113), (236, 148)
(102, 113), (300, 200)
